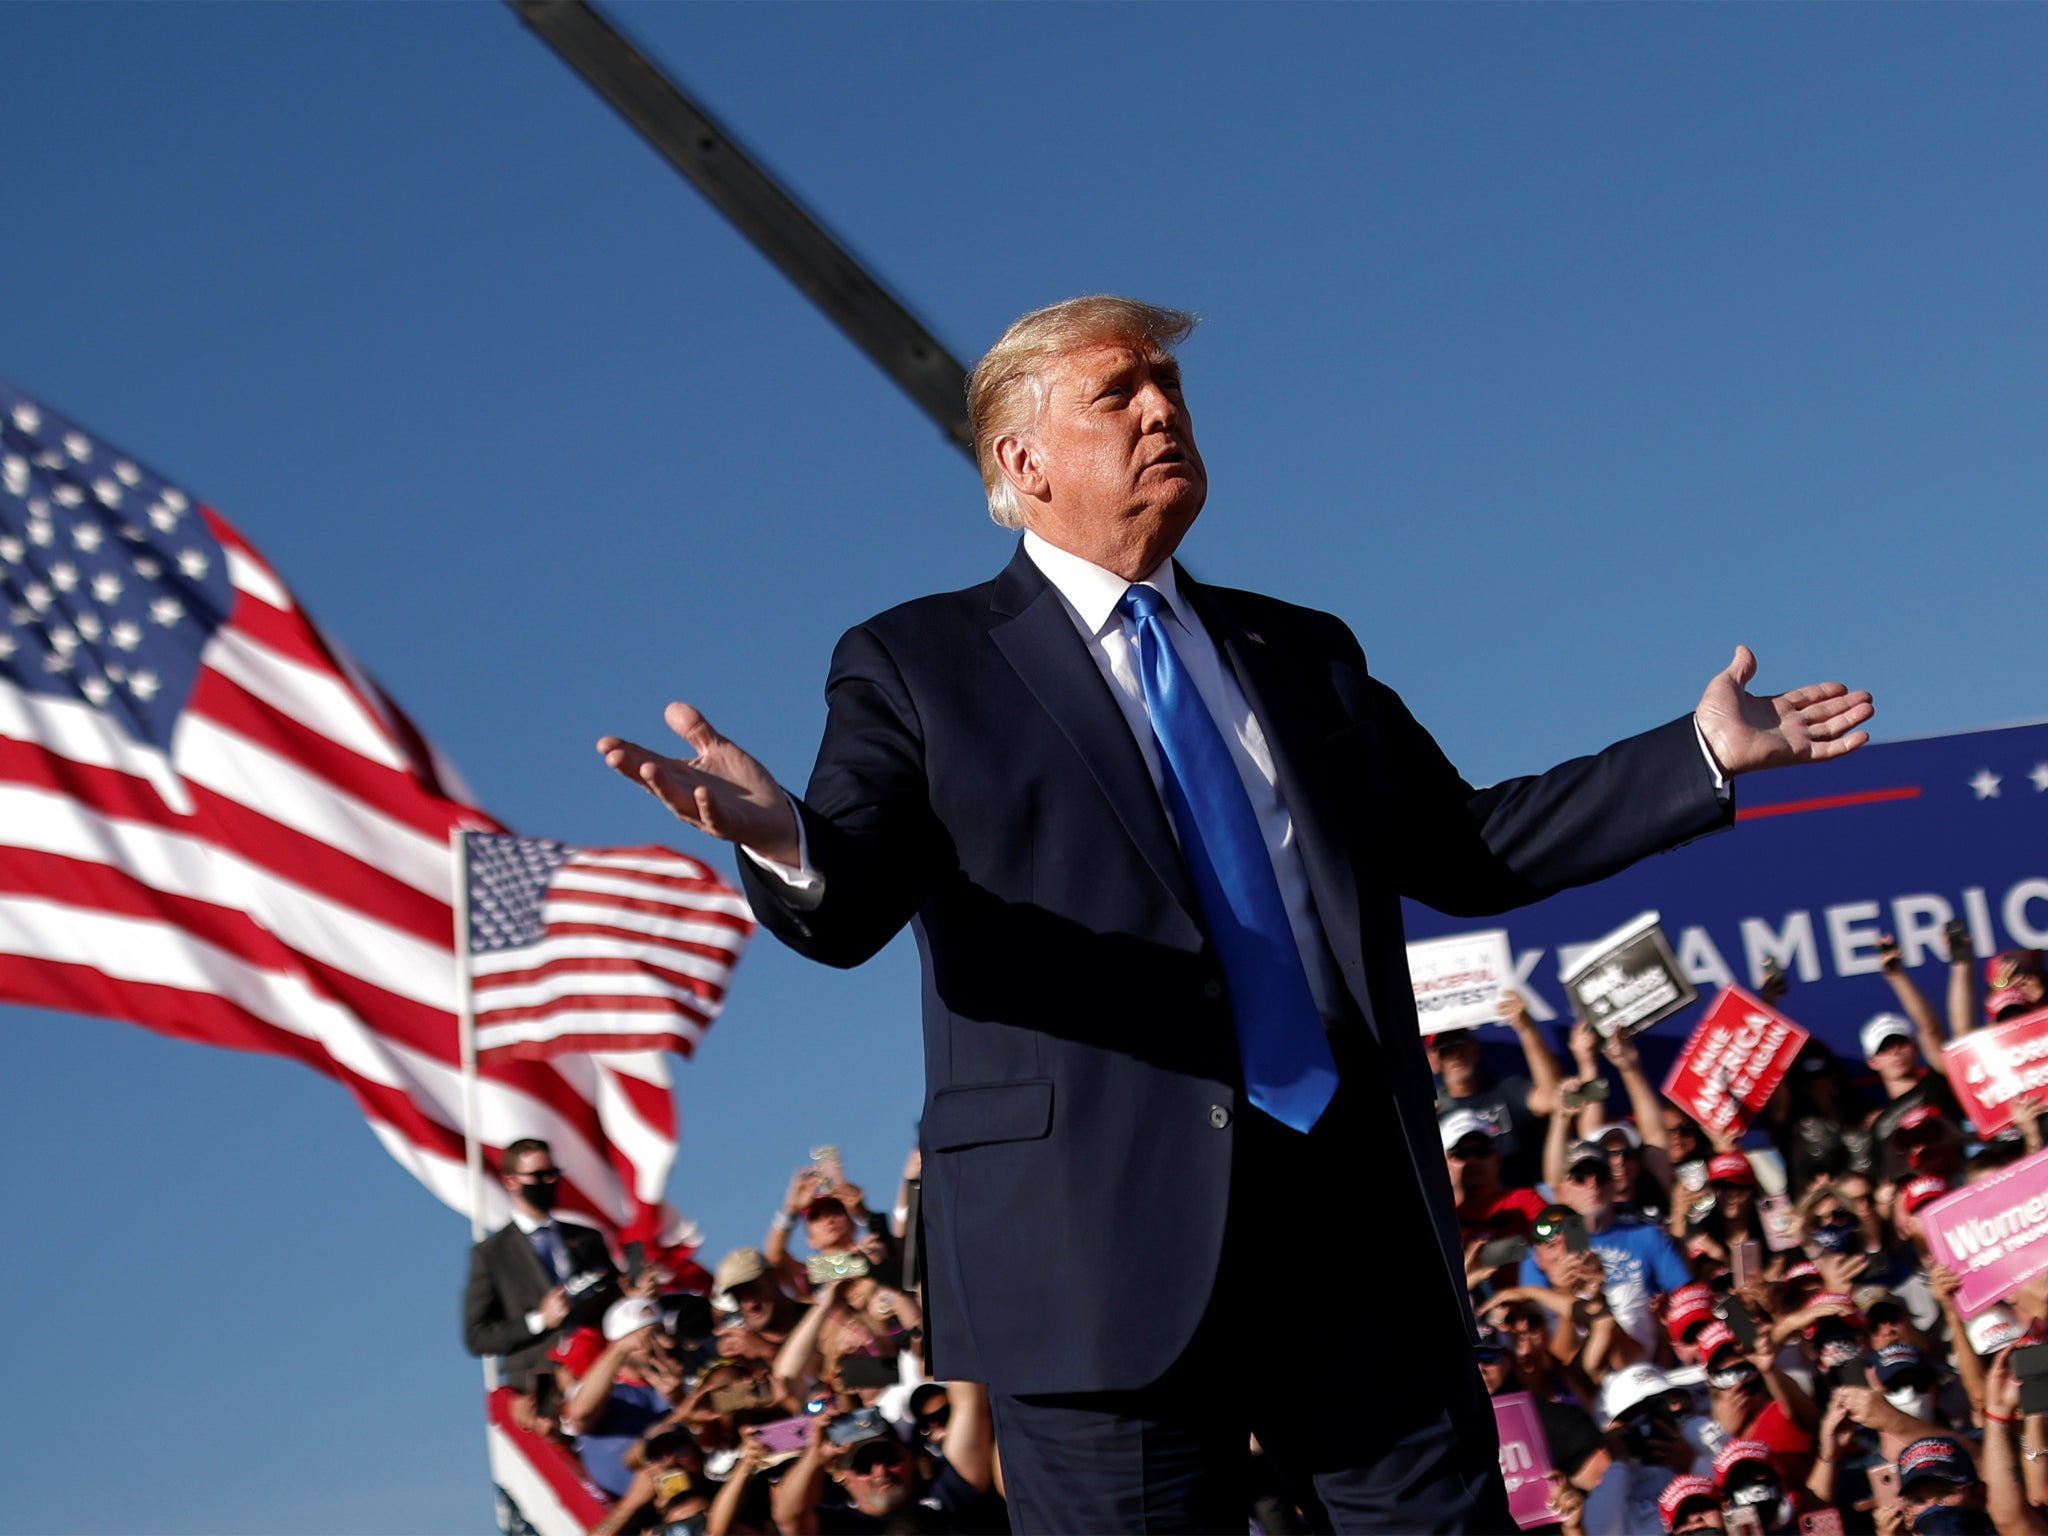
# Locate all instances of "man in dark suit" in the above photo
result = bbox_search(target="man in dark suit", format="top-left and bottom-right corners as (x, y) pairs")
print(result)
(463, 1137), (617, 1387)
(598, 296), (1872, 1532)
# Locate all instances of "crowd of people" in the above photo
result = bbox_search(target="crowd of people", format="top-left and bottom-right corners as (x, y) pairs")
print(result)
(461, 937), (2048, 1536)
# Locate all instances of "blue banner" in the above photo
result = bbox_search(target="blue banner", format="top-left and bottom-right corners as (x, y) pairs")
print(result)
(1402, 720), (2048, 1066)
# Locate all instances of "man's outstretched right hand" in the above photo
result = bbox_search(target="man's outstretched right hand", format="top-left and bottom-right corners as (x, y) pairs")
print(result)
(597, 702), (801, 866)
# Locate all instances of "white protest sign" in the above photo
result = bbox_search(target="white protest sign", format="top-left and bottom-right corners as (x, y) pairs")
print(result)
(1407, 929), (1516, 1035)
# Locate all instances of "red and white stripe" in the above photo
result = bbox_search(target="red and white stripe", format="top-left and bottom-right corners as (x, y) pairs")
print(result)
(471, 846), (754, 1061)
(0, 504), (678, 1239)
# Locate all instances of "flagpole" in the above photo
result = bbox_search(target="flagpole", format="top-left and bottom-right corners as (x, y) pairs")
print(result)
(453, 830), (501, 1397)
(454, 828), (488, 1245)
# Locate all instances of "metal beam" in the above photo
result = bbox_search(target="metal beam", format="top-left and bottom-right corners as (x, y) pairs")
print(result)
(508, 0), (974, 458)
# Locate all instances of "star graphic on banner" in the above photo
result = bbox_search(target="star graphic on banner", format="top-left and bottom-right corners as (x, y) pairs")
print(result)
(2032, 763), (2048, 793)
(1970, 768), (2002, 800)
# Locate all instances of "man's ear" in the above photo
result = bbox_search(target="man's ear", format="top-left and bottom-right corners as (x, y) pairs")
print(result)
(992, 433), (1049, 505)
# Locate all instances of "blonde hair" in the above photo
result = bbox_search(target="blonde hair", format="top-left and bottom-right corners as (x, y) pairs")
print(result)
(967, 295), (1198, 529)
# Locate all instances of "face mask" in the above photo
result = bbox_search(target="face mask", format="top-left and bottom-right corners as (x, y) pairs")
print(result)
(1811, 1221), (1860, 1255)
(1887, 1386), (1935, 1421)
(521, 1179), (559, 1212)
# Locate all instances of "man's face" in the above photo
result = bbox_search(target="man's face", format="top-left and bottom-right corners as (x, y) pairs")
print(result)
(502, 1149), (562, 1214)
(1871, 1035), (1918, 1077)
(1428, 1034), (1481, 1089)
(1011, 343), (1205, 571)
(1559, 1161), (1610, 1218)
(838, 1439), (914, 1515)
(730, 1276), (782, 1330)
(1477, 1353), (1516, 1394)
(1671, 1507), (1725, 1535)
(1446, 1136), (1499, 1201)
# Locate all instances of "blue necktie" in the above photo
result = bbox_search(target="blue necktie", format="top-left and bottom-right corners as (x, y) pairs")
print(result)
(532, 1223), (567, 1284)
(1118, 585), (1340, 1132)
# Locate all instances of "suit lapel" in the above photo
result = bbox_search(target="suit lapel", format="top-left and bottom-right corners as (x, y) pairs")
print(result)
(1181, 574), (1374, 1030)
(988, 547), (1200, 920)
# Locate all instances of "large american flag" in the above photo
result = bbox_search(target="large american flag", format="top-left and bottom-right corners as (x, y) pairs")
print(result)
(0, 381), (679, 1239)
(464, 832), (752, 1060)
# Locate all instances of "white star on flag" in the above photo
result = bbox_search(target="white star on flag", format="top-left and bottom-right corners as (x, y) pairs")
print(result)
(2031, 763), (2048, 794)
(1970, 768), (2002, 800)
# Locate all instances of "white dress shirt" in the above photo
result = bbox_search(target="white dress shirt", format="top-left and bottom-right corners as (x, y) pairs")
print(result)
(750, 530), (1350, 1019)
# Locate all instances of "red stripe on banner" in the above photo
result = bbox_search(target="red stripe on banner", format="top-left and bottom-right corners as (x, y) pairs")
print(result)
(188, 788), (452, 943)
(490, 1031), (699, 1063)
(606, 1067), (679, 1135)
(1735, 786), (1921, 822)
(540, 921), (744, 961)
(562, 861), (744, 899)
(475, 994), (715, 1027)
(486, 1387), (614, 1529)
(472, 955), (725, 1002)
(0, 732), (453, 947)
(0, 955), (619, 1227)
(544, 885), (753, 932)
(0, 734), (191, 825)
(191, 671), (469, 840)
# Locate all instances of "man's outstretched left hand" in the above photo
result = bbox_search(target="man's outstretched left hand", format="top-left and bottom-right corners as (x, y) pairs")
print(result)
(1695, 645), (1873, 776)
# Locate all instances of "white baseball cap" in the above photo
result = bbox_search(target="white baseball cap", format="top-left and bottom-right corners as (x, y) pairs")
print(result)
(1861, 1012), (1915, 1062)
(1967, 1305), (2029, 1356)
(602, 1296), (661, 1340)
(1439, 1109), (1496, 1151)
(1600, 1362), (1676, 1423)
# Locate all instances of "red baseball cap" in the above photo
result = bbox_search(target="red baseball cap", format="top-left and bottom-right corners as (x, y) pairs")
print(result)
(1712, 1437), (1775, 1487)
(1901, 1175), (1952, 1214)
(1803, 1292), (1867, 1335)
(1657, 1475), (1719, 1532)
(1707, 1152), (1756, 1185)
(1665, 1283), (1716, 1340)
(1694, 1319), (1740, 1362)
(1894, 1103), (1947, 1136)
(1781, 1259), (1821, 1284)
(547, 1324), (606, 1376)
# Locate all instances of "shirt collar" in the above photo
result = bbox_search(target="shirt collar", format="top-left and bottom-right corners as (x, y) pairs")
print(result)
(509, 1208), (550, 1235)
(1021, 529), (1192, 637)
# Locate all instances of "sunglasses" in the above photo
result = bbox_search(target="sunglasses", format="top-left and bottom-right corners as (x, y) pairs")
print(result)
(516, 1168), (563, 1181)
(848, 1445), (908, 1475)
(1447, 1143), (1497, 1161)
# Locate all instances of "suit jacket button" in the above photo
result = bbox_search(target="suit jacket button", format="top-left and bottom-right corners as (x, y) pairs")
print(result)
(1208, 1105), (1231, 1129)
(1202, 979), (1223, 1001)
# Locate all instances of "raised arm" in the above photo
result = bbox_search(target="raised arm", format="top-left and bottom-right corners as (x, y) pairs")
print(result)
(1948, 928), (1979, 1039)
(1600, 1030), (1673, 1191)
(1504, 992), (1568, 1118)
(1878, 934), (1954, 1069)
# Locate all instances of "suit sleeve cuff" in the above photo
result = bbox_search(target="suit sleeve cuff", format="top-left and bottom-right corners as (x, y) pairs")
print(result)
(739, 794), (824, 909)
(1692, 717), (1731, 803)
(525, 1309), (547, 1335)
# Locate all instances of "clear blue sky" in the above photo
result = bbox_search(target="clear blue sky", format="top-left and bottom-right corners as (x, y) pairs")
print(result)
(3, 3), (2043, 1530)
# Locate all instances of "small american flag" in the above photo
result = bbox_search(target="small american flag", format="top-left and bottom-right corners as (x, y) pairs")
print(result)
(463, 832), (753, 1060)
(0, 380), (679, 1238)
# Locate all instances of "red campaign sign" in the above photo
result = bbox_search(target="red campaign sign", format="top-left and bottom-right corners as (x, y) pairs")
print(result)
(1491, 1391), (1558, 1530)
(1942, 1006), (2048, 1138)
(1660, 986), (1811, 1136)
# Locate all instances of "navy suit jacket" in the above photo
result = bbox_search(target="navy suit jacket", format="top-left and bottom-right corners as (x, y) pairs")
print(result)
(738, 543), (1730, 1395)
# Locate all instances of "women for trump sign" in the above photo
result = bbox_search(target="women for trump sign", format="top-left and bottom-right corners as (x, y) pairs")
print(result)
(1921, 1146), (2048, 1317)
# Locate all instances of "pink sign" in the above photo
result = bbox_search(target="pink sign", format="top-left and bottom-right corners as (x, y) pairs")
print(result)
(1492, 1390), (1558, 1529)
(1942, 1006), (2048, 1138)
(1920, 1144), (2048, 1316)
(1660, 987), (1810, 1135)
